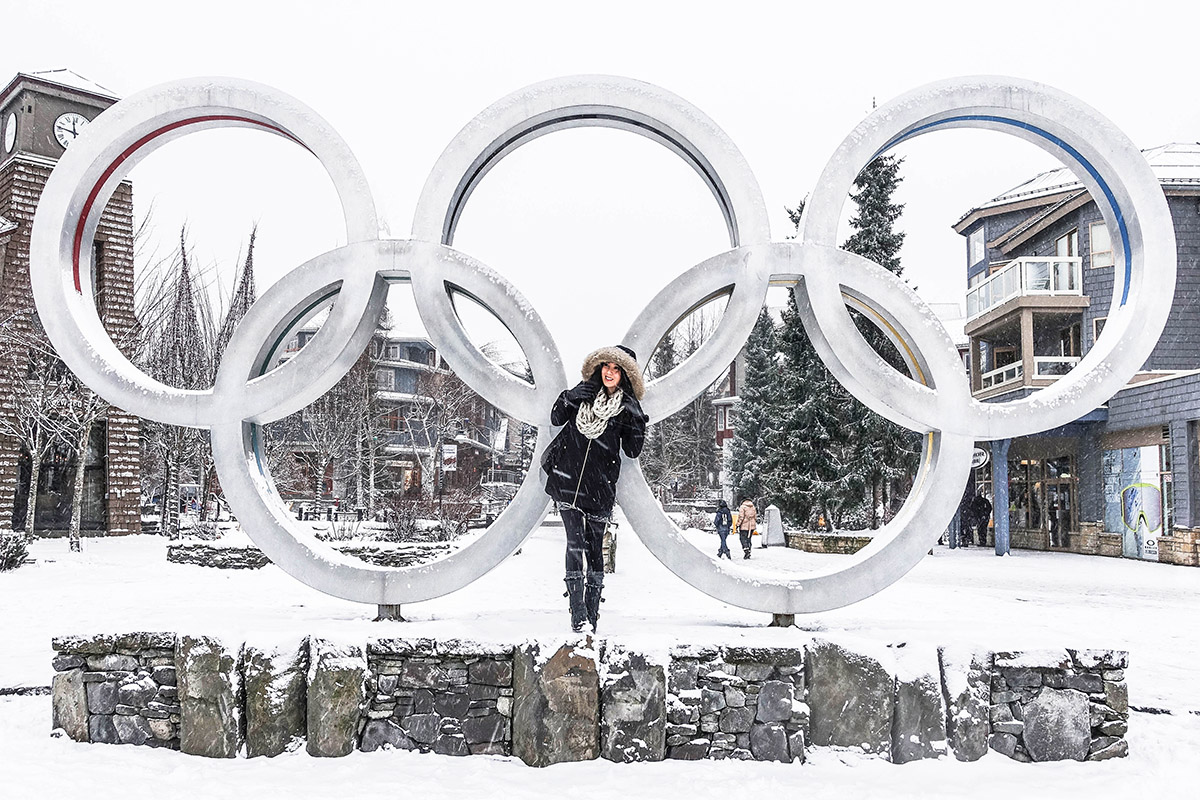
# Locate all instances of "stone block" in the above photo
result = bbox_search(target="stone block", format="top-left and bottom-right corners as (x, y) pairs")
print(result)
(735, 663), (774, 682)
(462, 713), (508, 745)
(1098, 719), (1128, 737)
(361, 718), (415, 752)
(725, 686), (746, 708)
(148, 717), (175, 741)
(600, 646), (666, 763)
(434, 732), (469, 756)
(52, 668), (89, 742)
(1068, 649), (1127, 671)
(52, 655), (86, 672)
(152, 666), (177, 686)
(700, 688), (726, 714)
(788, 729), (806, 763)
(749, 722), (790, 762)
(988, 731), (1018, 757)
(86, 680), (118, 715)
(118, 676), (159, 708)
(512, 642), (600, 767)
(992, 720), (1024, 736)
(398, 660), (448, 690)
(807, 639), (893, 757)
(434, 691), (471, 719)
(87, 654), (139, 672)
(892, 661), (947, 764)
(468, 658), (513, 687)
(178, 635), (241, 759)
(1088, 738), (1129, 761)
(306, 639), (366, 758)
(114, 714), (153, 745)
(755, 680), (793, 723)
(244, 639), (308, 758)
(719, 705), (755, 734)
(1104, 681), (1129, 714)
(938, 646), (992, 762)
(401, 712), (441, 744)
(88, 714), (118, 745)
(1023, 688), (1090, 762)
(667, 738), (710, 759)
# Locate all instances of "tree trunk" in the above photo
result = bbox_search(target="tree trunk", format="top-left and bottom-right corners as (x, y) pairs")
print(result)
(355, 420), (365, 510)
(367, 436), (378, 513)
(68, 420), (92, 553)
(163, 446), (180, 540)
(23, 437), (43, 542)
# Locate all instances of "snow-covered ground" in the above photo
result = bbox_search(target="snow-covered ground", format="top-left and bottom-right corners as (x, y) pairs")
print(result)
(2, 517), (1198, 798)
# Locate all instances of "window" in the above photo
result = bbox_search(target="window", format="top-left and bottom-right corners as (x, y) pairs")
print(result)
(374, 368), (394, 390)
(1055, 229), (1079, 257)
(968, 228), (985, 266)
(1092, 316), (1107, 343)
(1060, 323), (1080, 357)
(717, 407), (726, 431)
(1089, 222), (1113, 268)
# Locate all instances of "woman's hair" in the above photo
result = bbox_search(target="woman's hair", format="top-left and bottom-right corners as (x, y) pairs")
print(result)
(591, 363), (635, 397)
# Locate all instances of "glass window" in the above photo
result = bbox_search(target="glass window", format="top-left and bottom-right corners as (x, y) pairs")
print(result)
(1093, 317), (1107, 343)
(969, 228), (985, 265)
(374, 368), (395, 390)
(1056, 229), (1079, 257)
(1090, 222), (1114, 268)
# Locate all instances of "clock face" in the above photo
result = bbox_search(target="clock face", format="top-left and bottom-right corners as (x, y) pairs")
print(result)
(3, 112), (14, 153)
(53, 111), (90, 149)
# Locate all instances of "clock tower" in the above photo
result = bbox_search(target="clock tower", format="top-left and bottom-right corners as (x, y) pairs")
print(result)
(0, 70), (142, 538)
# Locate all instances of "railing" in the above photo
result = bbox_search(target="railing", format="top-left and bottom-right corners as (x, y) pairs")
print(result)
(980, 361), (1023, 390)
(966, 256), (1083, 320)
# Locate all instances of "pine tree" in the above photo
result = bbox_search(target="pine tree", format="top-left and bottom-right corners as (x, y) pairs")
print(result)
(728, 309), (783, 506)
(840, 154), (921, 528)
(642, 332), (683, 494)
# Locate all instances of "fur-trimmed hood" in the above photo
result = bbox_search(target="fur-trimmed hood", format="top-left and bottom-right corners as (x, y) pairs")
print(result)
(581, 345), (645, 401)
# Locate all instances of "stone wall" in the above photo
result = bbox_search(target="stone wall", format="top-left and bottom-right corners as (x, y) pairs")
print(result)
(785, 532), (872, 555)
(51, 633), (1130, 767)
(1158, 527), (1200, 567)
(166, 541), (451, 570)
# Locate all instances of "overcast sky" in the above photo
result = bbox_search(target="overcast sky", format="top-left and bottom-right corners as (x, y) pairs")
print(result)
(6, 0), (1198, 373)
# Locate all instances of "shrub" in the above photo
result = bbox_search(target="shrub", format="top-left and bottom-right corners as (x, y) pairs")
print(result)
(0, 533), (30, 572)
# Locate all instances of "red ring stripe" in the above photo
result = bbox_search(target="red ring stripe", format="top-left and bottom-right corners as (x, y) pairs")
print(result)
(72, 115), (303, 292)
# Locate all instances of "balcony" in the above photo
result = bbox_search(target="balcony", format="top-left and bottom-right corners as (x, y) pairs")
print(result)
(978, 356), (1081, 393)
(966, 257), (1083, 321)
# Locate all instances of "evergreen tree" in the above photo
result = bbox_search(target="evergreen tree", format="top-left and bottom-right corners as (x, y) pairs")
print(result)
(642, 332), (683, 494)
(840, 154), (921, 528)
(728, 309), (783, 506)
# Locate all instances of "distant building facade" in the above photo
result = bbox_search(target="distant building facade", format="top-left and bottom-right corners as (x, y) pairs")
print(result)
(956, 143), (1200, 566)
(0, 71), (141, 535)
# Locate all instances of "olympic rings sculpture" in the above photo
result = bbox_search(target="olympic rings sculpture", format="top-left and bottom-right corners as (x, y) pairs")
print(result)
(30, 75), (1175, 615)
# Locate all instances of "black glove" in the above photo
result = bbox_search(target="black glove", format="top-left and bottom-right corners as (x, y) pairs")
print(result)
(622, 393), (649, 423)
(565, 377), (600, 404)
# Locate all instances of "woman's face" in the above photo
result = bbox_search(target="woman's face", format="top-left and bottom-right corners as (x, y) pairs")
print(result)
(600, 361), (623, 393)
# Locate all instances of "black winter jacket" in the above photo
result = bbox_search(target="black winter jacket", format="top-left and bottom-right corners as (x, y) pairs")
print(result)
(542, 378), (648, 516)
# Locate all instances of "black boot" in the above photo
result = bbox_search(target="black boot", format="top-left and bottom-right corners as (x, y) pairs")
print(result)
(743, 548), (751, 559)
(584, 571), (605, 633)
(564, 571), (586, 632)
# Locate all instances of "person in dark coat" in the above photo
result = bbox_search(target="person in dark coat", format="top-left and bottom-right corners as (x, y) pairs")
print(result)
(970, 492), (992, 546)
(542, 345), (648, 632)
(713, 499), (733, 559)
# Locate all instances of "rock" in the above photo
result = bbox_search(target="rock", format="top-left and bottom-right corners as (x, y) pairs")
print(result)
(178, 635), (241, 758)
(1000, 668), (1042, 688)
(992, 720), (1024, 736)
(1088, 738), (1129, 761)
(749, 722), (790, 762)
(433, 732), (469, 756)
(700, 688), (726, 714)
(719, 705), (755, 733)
(152, 666), (177, 686)
(1023, 688), (1090, 762)
(600, 646), (666, 763)
(1099, 719), (1128, 737)
(401, 712), (441, 744)
(361, 718), (415, 752)
(88, 714), (118, 745)
(755, 680), (793, 723)
(433, 691), (471, 719)
(52, 655), (86, 671)
(989, 731), (1018, 757)
(148, 717), (175, 741)
(468, 658), (513, 687)
(938, 646), (992, 762)
(86, 680), (118, 715)
(725, 686), (746, 708)
(735, 663), (774, 682)
(892, 661), (947, 764)
(398, 660), (448, 690)
(412, 688), (435, 714)
(52, 669), (89, 742)
(243, 639), (308, 759)
(306, 639), (366, 758)
(1068, 649), (1128, 671)
(788, 729), (806, 763)
(114, 714), (153, 745)
(118, 676), (159, 708)
(668, 738), (710, 759)
(462, 713), (507, 745)
(512, 642), (600, 767)
(87, 654), (139, 672)
(807, 639), (893, 756)
(1104, 681), (1129, 714)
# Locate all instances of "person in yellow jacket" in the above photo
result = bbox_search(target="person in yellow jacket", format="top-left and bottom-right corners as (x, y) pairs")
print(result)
(737, 498), (757, 559)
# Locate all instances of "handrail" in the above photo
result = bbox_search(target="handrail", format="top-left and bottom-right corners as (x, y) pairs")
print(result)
(966, 256), (1083, 320)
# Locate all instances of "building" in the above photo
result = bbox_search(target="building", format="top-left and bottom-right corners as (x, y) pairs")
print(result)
(276, 327), (525, 506)
(0, 70), (141, 536)
(955, 143), (1200, 566)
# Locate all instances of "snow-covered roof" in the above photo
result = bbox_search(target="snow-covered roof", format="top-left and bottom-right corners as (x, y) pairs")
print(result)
(960, 143), (1200, 220)
(928, 302), (967, 348)
(24, 69), (117, 100)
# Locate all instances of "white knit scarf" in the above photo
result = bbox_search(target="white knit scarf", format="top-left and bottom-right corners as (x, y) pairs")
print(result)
(575, 387), (624, 439)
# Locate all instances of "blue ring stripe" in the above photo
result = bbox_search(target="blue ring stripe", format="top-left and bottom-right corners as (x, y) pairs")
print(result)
(875, 115), (1133, 306)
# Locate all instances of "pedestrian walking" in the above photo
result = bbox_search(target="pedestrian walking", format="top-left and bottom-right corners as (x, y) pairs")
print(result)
(737, 497), (757, 559)
(713, 499), (733, 559)
(970, 492), (992, 546)
(541, 345), (648, 632)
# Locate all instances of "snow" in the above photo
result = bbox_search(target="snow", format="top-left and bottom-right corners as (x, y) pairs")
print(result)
(3, 515), (1200, 797)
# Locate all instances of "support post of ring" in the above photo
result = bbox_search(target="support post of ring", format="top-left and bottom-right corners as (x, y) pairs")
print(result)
(769, 613), (795, 628)
(376, 604), (405, 622)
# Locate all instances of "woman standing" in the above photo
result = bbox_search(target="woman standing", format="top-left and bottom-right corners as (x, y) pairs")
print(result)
(542, 345), (648, 632)
(713, 499), (733, 559)
(737, 498), (757, 559)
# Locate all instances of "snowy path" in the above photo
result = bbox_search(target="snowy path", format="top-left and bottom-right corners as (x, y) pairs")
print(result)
(1, 518), (1198, 797)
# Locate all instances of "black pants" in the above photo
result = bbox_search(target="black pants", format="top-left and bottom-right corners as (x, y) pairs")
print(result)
(739, 529), (753, 551)
(563, 507), (607, 574)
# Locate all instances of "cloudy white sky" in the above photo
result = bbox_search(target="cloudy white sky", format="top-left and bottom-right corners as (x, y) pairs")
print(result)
(6, 0), (1198, 371)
